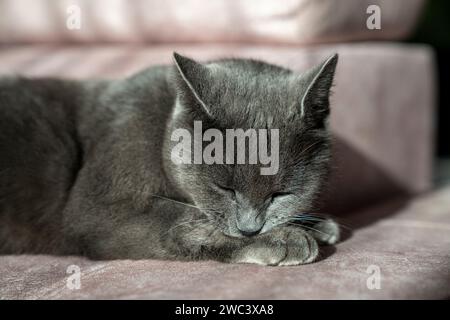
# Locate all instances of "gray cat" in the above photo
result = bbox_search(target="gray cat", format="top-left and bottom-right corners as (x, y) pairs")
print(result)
(0, 53), (339, 266)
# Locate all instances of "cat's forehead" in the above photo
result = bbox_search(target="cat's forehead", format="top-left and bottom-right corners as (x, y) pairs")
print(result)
(207, 60), (294, 90)
(204, 61), (303, 126)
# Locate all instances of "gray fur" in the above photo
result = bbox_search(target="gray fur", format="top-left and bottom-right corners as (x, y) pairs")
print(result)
(0, 53), (339, 265)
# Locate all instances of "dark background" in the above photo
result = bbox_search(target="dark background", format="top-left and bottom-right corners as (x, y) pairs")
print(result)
(408, 0), (450, 157)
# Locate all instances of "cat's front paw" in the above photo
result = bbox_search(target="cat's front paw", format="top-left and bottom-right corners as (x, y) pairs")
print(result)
(232, 226), (318, 266)
(307, 219), (340, 245)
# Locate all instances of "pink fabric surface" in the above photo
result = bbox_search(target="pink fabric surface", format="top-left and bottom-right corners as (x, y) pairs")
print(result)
(0, 0), (425, 44)
(1, 187), (449, 299)
(0, 43), (435, 211)
(0, 43), (441, 299)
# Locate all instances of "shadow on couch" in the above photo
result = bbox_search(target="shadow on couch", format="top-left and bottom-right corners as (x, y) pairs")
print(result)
(318, 136), (412, 245)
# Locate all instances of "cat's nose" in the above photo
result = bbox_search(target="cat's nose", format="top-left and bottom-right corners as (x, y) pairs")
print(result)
(236, 217), (264, 237)
(236, 209), (264, 237)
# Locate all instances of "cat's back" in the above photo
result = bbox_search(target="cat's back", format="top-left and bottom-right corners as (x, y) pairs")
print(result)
(0, 76), (82, 254)
(0, 66), (175, 254)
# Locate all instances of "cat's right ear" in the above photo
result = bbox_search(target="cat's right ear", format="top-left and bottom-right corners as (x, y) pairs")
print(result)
(297, 53), (338, 127)
(173, 52), (213, 117)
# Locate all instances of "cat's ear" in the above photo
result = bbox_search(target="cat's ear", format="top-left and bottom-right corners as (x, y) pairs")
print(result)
(298, 53), (338, 125)
(173, 52), (212, 117)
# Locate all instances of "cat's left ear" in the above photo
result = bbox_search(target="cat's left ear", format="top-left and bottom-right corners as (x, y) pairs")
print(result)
(172, 52), (213, 117)
(298, 53), (338, 123)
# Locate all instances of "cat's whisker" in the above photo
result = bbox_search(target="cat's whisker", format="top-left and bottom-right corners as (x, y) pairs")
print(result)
(163, 218), (211, 236)
(289, 212), (353, 231)
(293, 217), (352, 231)
(289, 216), (328, 223)
(147, 194), (231, 234)
(150, 194), (221, 217)
(150, 194), (198, 209)
(285, 222), (333, 238)
(168, 217), (209, 229)
(297, 140), (324, 158)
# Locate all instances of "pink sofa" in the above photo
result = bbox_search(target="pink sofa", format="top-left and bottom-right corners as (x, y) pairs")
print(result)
(1, 0), (449, 299)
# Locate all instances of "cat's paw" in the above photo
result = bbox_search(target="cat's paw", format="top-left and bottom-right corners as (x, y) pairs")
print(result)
(307, 219), (340, 245)
(232, 226), (318, 266)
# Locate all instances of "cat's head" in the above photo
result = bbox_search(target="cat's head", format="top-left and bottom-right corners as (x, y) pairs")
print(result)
(165, 52), (338, 237)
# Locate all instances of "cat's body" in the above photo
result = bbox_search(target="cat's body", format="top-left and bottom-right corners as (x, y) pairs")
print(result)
(0, 54), (339, 265)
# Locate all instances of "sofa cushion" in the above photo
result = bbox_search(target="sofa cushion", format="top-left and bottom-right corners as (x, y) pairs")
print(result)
(1, 186), (449, 299)
(0, 0), (425, 44)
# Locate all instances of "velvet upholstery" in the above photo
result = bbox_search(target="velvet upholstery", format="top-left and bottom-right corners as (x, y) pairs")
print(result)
(0, 0), (425, 44)
(0, 1), (446, 300)
(1, 188), (449, 299)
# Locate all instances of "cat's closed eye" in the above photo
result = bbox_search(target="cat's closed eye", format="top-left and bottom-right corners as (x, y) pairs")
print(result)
(216, 184), (236, 200)
(269, 192), (292, 204)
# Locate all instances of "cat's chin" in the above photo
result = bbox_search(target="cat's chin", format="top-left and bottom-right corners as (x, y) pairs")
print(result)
(222, 231), (246, 239)
(222, 228), (270, 239)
